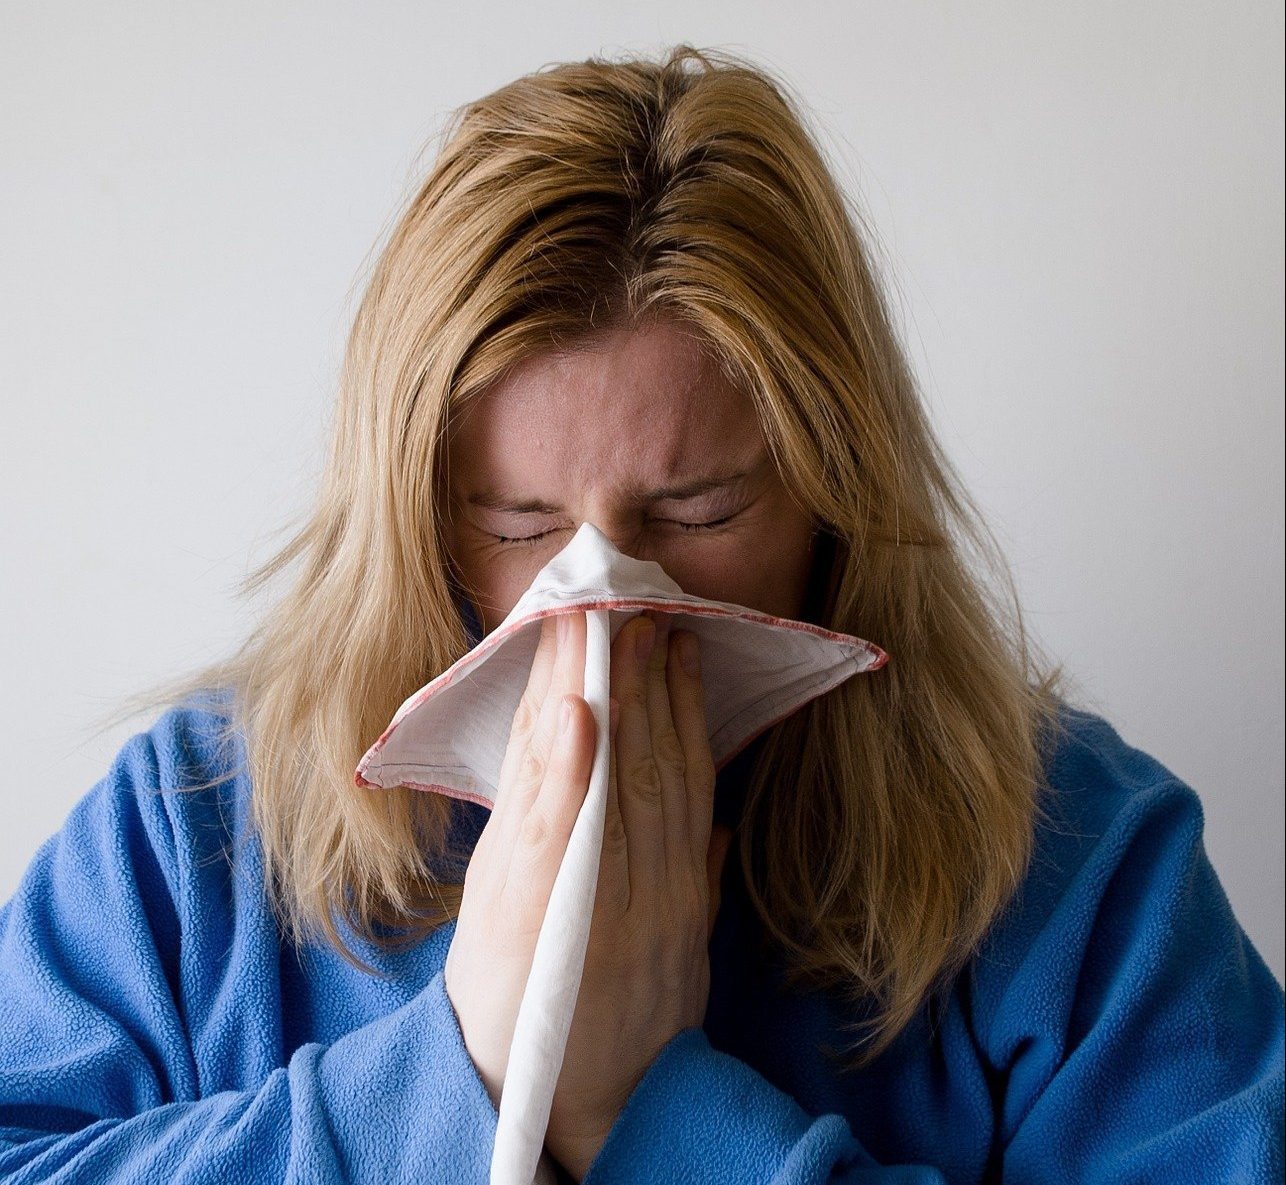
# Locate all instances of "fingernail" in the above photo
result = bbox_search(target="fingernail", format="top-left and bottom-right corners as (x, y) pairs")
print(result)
(634, 615), (655, 664)
(679, 631), (700, 676)
(559, 696), (574, 736)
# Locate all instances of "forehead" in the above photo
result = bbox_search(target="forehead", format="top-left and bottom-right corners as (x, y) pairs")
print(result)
(446, 323), (764, 492)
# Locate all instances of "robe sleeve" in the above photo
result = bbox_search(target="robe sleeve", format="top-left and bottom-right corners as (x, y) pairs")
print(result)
(0, 728), (504, 1183)
(581, 779), (1284, 1184)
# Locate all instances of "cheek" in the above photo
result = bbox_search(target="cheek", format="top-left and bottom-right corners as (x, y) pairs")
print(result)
(728, 511), (816, 617)
(447, 534), (534, 623)
(660, 523), (814, 618)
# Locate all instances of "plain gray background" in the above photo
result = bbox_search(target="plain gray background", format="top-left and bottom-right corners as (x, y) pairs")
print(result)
(2, 3), (1282, 982)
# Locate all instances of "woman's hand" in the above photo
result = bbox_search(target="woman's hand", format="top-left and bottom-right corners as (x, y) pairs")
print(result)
(443, 608), (603, 1109)
(442, 607), (733, 1180)
(543, 609), (734, 1182)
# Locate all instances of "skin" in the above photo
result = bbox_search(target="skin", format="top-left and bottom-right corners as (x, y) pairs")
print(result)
(441, 319), (817, 631)
(439, 318), (819, 1180)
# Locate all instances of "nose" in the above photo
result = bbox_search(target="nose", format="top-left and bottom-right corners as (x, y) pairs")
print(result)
(574, 514), (646, 561)
(599, 531), (637, 561)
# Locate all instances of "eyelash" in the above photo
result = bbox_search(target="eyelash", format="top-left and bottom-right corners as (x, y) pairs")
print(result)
(492, 514), (739, 547)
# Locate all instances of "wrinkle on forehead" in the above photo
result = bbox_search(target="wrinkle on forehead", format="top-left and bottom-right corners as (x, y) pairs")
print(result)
(449, 323), (764, 497)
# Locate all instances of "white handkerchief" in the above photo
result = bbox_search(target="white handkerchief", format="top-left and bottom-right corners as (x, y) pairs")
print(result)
(355, 521), (889, 1185)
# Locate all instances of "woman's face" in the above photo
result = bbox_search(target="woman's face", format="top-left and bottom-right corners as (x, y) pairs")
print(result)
(442, 319), (819, 636)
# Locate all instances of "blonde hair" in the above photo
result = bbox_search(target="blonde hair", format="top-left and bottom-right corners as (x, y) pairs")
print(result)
(103, 44), (1074, 1069)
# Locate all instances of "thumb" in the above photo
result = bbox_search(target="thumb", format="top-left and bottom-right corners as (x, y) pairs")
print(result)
(706, 823), (734, 940)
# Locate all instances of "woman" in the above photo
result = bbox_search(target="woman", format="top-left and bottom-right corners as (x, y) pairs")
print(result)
(1, 44), (1281, 1184)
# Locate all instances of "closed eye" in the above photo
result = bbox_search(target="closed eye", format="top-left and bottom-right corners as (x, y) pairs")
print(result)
(491, 513), (740, 547)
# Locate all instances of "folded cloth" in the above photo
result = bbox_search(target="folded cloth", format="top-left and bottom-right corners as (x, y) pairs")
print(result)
(355, 521), (889, 1185)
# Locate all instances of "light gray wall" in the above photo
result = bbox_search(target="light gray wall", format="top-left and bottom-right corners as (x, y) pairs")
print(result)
(2, 2), (1281, 981)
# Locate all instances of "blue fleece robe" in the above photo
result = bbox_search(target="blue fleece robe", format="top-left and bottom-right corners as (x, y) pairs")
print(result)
(0, 687), (1282, 1183)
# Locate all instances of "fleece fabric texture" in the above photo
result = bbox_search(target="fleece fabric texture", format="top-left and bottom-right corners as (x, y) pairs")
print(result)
(0, 693), (1282, 1183)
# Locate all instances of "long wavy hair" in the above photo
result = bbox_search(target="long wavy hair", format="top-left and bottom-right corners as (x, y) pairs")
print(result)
(102, 43), (1074, 1069)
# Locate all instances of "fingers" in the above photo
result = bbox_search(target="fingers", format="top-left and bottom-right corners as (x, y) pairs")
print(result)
(503, 688), (597, 917)
(611, 611), (719, 914)
(494, 613), (559, 823)
(596, 695), (629, 914)
(489, 609), (719, 948)
(664, 625), (715, 870)
(493, 611), (584, 844)
(612, 613), (666, 900)
(476, 612), (562, 880)
(494, 610), (595, 927)
(646, 614), (692, 878)
(529, 612), (587, 777)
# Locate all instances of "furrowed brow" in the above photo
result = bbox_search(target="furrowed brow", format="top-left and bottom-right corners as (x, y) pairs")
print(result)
(467, 458), (766, 514)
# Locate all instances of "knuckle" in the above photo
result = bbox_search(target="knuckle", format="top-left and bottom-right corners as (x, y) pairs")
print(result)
(512, 690), (542, 737)
(624, 755), (663, 804)
(600, 811), (628, 859)
(518, 806), (551, 849)
(653, 726), (686, 775)
(517, 742), (547, 787)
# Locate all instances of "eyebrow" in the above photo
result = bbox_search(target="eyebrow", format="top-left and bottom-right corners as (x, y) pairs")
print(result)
(466, 458), (766, 514)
